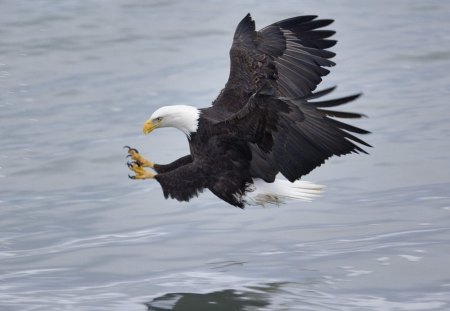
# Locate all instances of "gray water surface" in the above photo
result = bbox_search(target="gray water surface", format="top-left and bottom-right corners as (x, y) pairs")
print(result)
(1, 1), (450, 310)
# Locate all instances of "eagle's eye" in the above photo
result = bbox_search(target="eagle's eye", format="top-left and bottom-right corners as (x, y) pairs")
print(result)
(155, 117), (163, 122)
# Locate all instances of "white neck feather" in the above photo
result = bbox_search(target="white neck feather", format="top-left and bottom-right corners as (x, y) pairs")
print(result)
(150, 105), (200, 137)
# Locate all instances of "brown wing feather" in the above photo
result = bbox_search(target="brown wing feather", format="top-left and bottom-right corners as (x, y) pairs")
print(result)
(212, 13), (336, 114)
(214, 87), (371, 182)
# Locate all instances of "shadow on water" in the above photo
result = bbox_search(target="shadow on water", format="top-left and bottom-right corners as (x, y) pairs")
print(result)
(145, 283), (282, 311)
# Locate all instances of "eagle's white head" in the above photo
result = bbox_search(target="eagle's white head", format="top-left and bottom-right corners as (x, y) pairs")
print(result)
(143, 105), (200, 137)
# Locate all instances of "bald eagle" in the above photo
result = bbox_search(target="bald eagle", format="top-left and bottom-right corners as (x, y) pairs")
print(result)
(126, 14), (370, 208)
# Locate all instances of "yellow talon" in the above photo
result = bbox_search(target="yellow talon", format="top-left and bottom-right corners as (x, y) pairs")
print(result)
(124, 146), (154, 168)
(127, 162), (155, 180)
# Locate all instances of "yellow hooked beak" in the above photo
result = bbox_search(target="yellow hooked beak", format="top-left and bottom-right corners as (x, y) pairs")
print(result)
(143, 119), (157, 135)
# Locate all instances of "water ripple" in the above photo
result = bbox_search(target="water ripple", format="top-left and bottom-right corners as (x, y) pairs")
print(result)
(0, 229), (167, 259)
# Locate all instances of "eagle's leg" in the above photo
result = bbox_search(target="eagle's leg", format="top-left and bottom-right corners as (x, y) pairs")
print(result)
(124, 146), (154, 168)
(127, 161), (155, 180)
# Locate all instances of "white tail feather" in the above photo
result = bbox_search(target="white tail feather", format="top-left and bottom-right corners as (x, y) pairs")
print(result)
(245, 178), (323, 206)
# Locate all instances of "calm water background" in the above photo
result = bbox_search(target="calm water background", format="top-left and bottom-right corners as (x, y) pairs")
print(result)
(1, 0), (450, 310)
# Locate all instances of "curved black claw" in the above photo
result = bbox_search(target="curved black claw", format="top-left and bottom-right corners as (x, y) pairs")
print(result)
(124, 146), (139, 153)
(127, 161), (142, 168)
(128, 174), (136, 179)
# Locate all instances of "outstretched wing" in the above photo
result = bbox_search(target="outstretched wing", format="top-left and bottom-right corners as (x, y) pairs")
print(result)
(212, 13), (336, 113)
(216, 87), (371, 182)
